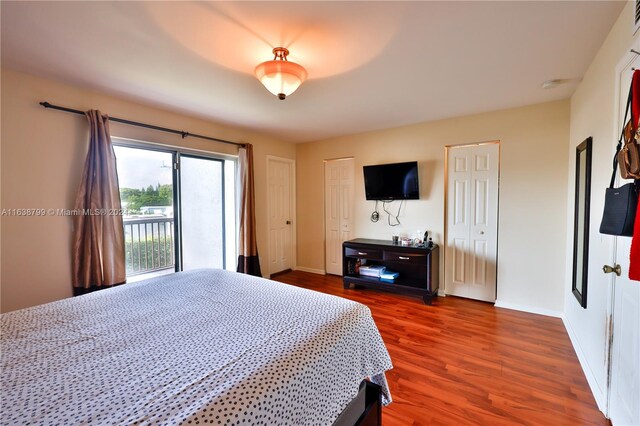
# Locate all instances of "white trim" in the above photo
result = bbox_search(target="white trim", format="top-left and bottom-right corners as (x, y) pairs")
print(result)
(294, 266), (326, 275)
(562, 315), (607, 412)
(494, 299), (562, 318)
(444, 140), (501, 149)
(266, 156), (297, 276)
(112, 136), (239, 161)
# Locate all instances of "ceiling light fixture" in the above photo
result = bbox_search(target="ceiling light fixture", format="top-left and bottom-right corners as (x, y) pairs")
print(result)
(255, 47), (307, 100)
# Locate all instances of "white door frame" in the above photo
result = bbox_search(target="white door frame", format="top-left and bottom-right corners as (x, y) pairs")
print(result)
(444, 140), (501, 297)
(266, 156), (296, 276)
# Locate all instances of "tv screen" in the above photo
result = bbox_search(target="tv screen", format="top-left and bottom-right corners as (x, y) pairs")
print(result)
(363, 161), (419, 200)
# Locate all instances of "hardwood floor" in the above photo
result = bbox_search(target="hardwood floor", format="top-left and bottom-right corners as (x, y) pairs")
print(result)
(273, 271), (608, 426)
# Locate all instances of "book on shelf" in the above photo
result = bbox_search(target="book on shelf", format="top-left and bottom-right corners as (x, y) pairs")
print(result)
(380, 271), (399, 279)
(359, 265), (386, 278)
(380, 271), (400, 283)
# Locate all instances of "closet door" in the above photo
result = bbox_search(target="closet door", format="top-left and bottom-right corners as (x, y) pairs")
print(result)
(325, 158), (354, 275)
(267, 157), (294, 276)
(607, 46), (639, 426)
(445, 143), (499, 302)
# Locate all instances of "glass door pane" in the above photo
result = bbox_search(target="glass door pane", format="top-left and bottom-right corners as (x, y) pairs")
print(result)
(180, 155), (225, 270)
(113, 145), (176, 281)
(224, 160), (237, 271)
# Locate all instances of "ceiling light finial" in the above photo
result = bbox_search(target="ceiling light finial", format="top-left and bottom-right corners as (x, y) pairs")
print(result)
(255, 47), (307, 100)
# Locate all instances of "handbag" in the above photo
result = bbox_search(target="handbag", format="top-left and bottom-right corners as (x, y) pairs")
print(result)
(600, 183), (638, 236)
(600, 83), (639, 237)
(617, 119), (640, 179)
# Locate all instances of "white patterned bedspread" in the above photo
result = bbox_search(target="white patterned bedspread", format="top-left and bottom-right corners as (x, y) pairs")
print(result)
(1, 269), (392, 425)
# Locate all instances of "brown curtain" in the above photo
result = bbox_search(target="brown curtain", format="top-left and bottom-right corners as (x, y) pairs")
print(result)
(72, 110), (126, 295)
(237, 143), (262, 277)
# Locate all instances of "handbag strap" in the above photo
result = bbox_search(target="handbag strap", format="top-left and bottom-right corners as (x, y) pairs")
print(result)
(610, 84), (633, 188)
(632, 70), (640, 132)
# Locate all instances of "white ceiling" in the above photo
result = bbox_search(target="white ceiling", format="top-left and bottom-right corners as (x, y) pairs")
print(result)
(1, 1), (626, 143)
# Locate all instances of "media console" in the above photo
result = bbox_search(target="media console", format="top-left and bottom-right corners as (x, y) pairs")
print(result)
(342, 238), (439, 305)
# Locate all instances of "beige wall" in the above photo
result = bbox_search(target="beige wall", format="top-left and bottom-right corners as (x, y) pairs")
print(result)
(297, 100), (570, 313)
(0, 69), (295, 312)
(563, 2), (637, 411)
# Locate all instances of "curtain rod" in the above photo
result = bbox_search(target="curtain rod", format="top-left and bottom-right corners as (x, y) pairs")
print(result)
(39, 101), (246, 148)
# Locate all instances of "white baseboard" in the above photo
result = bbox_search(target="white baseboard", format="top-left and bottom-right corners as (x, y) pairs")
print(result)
(494, 299), (563, 318)
(562, 315), (607, 414)
(294, 266), (326, 275)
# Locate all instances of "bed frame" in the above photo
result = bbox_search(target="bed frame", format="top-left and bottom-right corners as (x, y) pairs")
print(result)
(333, 380), (382, 426)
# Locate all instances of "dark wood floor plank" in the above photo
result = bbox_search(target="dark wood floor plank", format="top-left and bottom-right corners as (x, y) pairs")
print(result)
(273, 271), (608, 426)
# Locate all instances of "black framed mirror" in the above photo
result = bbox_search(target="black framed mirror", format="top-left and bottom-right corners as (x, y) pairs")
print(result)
(572, 137), (592, 308)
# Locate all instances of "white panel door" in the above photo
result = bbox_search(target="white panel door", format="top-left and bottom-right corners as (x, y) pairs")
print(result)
(325, 158), (354, 275)
(267, 158), (293, 275)
(446, 144), (499, 302)
(610, 237), (640, 425)
(608, 49), (639, 426)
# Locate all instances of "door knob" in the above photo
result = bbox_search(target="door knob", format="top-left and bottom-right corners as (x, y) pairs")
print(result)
(479, 231), (485, 235)
(602, 264), (621, 276)
(286, 220), (291, 225)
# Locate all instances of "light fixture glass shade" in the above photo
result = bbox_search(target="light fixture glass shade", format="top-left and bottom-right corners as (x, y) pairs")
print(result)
(255, 59), (307, 100)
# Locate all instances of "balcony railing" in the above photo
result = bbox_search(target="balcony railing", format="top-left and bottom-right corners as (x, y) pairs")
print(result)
(123, 216), (174, 276)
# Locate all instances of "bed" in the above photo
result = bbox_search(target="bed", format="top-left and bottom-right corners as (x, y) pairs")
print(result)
(1, 269), (392, 425)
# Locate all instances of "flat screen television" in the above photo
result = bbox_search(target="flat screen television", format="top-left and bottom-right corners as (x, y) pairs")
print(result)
(363, 161), (419, 200)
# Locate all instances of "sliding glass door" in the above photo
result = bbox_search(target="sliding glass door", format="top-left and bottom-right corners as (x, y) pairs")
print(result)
(180, 155), (224, 270)
(114, 146), (176, 280)
(113, 143), (236, 280)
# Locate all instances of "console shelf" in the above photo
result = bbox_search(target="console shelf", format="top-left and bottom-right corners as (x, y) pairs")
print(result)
(342, 238), (439, 305)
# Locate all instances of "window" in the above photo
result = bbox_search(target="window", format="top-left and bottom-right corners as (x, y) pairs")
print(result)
(113, 143), (236, 281)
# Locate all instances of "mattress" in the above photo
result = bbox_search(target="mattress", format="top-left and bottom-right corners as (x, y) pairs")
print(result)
(1, 269), (392, 425)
